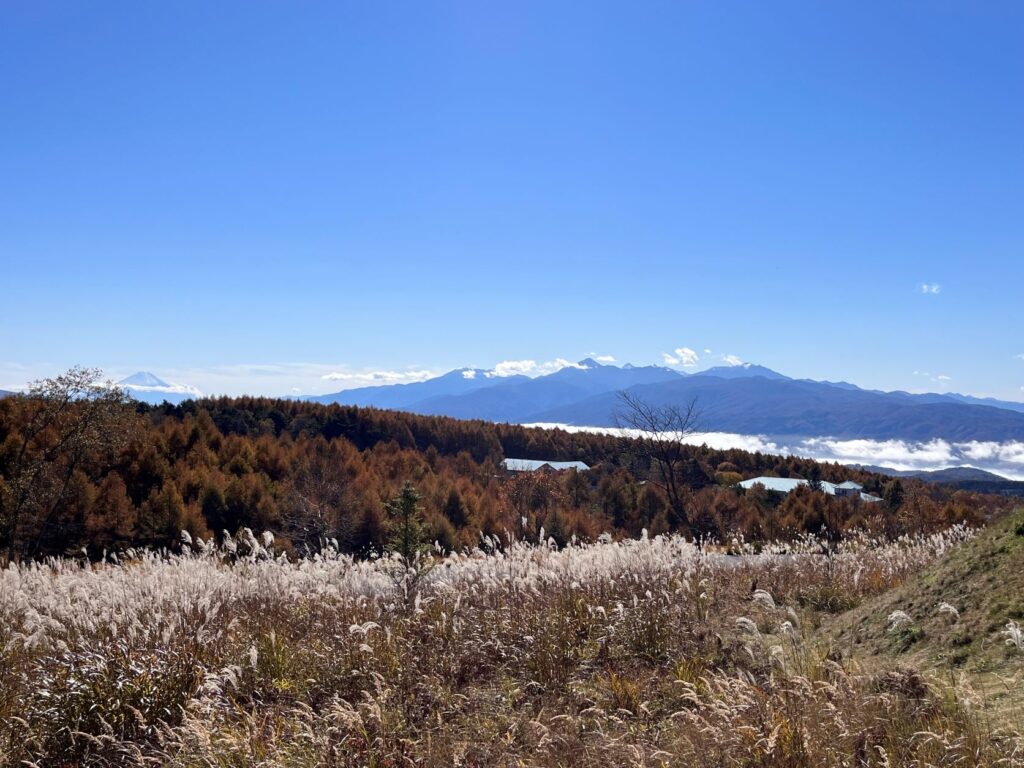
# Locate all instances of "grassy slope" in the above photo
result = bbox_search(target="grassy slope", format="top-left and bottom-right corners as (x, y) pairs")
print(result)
(820, 509), (1024, 722)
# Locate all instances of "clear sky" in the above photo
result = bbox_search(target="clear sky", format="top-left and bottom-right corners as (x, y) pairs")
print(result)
(2, 2), (1022, 398)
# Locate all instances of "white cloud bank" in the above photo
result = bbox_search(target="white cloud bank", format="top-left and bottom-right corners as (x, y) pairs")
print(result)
(485, 359), (589, 378)
(524, 423), (1024, 480)
(122, 382), (203, 397)
(722, 354), (743, 367)
(800, 437), (956, 468)
(525, 423), (784, 456)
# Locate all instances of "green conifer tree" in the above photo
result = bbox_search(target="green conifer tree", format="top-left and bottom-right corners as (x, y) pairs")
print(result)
(386, 482), (427, 565)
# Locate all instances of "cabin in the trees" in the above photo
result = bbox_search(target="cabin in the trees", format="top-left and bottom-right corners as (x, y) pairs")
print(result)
(501, 458), (591, 473)
(833, 480), (864, 498)
(737, 476), (882, 503)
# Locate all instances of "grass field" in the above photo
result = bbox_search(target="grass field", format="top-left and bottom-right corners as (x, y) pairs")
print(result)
(2, 522), (1022, 766)
(826, 510), (1024, 730)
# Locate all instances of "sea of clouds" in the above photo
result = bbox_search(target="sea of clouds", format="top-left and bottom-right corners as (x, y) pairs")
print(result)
(524, 423), (1024, 481)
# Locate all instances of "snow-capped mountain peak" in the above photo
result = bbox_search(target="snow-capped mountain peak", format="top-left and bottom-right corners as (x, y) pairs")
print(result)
(119, 371), (170, 388)
(118, 372), (202, 404)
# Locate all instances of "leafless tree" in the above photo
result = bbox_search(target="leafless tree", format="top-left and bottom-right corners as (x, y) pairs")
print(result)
(1, 366), (136, 561)
(283, 441), (356, 552)
(614, 391), (701, 531)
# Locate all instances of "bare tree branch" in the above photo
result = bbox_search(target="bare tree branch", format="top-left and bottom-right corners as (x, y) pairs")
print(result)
(613, 391), (702, 532)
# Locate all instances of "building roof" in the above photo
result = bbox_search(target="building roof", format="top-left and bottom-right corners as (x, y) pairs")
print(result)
(737, 477), (808, 494)
(501, 458), (591, 472)
(738, 476), (879, 502)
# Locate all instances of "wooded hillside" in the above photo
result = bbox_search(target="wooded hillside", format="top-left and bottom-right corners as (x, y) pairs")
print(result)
(0, 372), (1008, 559)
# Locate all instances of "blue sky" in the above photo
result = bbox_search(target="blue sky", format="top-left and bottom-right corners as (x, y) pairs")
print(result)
(2, 1), (1022, 398)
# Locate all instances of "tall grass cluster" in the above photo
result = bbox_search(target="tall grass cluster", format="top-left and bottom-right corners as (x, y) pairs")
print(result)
(1, 524), (1019, 766)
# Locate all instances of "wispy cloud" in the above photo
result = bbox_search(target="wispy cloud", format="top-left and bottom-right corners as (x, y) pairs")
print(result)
(0, 361), (47, 391)
(913, 370), (952, 386)
(2, 362), (447, 397)
(722, 354), (743, 367)
(320, 369), (435, 384)
(662, 347), (700, 367)
(156, 363), (438, 395)
(920, 282), (942, 295)
(592, 354), (616, 364)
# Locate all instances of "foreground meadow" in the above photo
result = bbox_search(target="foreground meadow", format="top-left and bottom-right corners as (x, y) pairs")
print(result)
(2, 525), (1021, 767)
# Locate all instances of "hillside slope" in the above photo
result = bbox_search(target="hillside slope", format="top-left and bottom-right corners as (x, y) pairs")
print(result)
(822, 510), (1024, 718)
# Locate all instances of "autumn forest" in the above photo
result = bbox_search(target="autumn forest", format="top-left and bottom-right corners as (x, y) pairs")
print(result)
(0, 368), (1007, 562)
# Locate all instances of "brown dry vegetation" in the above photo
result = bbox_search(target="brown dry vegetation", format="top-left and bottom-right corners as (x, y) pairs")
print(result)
(2, 523), (1022, 766)
(3, 375), (1022, 765)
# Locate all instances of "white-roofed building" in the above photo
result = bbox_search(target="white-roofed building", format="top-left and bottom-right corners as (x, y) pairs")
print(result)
(737, 476), (808, 494)
(834, 480), (863, 498)
(501, 458), (591, 473)
(738, 476), (881, 503)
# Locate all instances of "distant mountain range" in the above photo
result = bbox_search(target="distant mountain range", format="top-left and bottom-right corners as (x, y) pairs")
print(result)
(309, 359), (1024, 443)
(856, 465), (1008, 483)
(307, 358), (681, 421)
(308, 368), (531, 411)
(118, 372), (202, 405)
(855, 465), (1024, 495)
(12, 363), (1024, 447)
